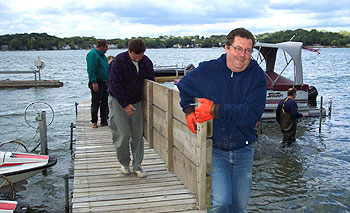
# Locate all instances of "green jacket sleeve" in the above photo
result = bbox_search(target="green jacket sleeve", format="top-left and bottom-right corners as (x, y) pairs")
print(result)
(86, 51), (97, 83)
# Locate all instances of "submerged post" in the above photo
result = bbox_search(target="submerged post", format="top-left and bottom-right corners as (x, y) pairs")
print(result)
(319, 96), (323, 133)
(328, 99), (332, 118)
(75, 102), (79, 117)
(34, 70), (38, 88)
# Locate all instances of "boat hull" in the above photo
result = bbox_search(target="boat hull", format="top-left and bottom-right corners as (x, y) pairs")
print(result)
(0, 200), (29, 213)
(0, 152), (57, 185)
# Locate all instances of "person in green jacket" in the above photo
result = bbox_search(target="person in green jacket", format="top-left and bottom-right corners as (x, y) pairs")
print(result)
(86, 39), (109, 128)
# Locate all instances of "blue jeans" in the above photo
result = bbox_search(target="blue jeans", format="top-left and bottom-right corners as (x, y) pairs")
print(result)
(208, 143), (254, 213)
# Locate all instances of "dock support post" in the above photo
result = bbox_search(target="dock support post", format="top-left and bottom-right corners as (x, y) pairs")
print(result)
(196, 111), (212, 210)
(64, 174), (69, 213)
(38, 111), (48, 155)
(70, 123), (75, 154)
(64, 174), (74, 213)
(38, 111), (48, 175)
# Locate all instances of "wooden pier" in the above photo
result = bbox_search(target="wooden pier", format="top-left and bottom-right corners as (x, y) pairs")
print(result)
(72, 97), (211, 212)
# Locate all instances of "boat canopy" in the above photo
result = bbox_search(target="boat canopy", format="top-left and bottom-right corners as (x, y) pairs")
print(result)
(254, 41), (304, 87)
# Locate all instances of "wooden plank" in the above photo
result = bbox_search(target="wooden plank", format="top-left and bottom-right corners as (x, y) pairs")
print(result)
(74, 178), (184, 194)
(166, 89), (174, 171)
(73, 195), (197, 212)
(74, 158), (164, 170)
(172, 90), (187, 124)
(153, 105), (167, 137)
(142, 99), (148, 123)
(173, 118), (197, 164)
(152, 128), (167, 163)
(155, 76), (183, 83)
(73, 171), (174, 185)
(153, 81), (168, 110)
(172, 147), (197, 194)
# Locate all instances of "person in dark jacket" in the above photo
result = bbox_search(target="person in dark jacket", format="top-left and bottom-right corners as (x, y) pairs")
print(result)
(177, 28), (267, 213)
(86, 39), (109, 128)
(276, 88), (304, 148)
(108, 39), (155, 178)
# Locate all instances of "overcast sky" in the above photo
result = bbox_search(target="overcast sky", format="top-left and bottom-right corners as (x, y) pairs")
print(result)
(1, 0), (349, 39)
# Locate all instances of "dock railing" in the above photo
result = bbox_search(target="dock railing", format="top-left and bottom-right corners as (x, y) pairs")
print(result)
(142, 79), (212, 210)
(0, 70), (40, 87)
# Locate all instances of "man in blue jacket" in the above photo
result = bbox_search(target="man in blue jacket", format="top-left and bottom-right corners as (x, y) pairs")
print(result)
(276, 88), (304, 148)
(86, 39), (109, 128)
(177, 28), (267, 212)
(108, 39), (155, 178)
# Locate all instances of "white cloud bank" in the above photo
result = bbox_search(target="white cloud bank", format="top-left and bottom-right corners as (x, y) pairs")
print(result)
(0, 0), (349, 38)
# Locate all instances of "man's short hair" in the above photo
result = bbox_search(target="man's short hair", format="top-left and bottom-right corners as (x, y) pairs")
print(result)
(128, 39), (146, 54)
(288, 88), (297, 96)
(225, 28), (255, 47)
(97, 39), (108, 48)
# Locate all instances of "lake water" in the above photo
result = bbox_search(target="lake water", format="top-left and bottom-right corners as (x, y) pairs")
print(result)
(0, 48), (349, 212)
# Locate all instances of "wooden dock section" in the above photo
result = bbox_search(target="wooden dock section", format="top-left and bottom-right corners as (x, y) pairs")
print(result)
(0, 80), (63, 88)
(72, 100), (203, 212)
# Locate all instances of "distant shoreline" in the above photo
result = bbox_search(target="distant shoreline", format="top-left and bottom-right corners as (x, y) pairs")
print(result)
(1, 29), (350, 51)
(1, 46), (349, 52)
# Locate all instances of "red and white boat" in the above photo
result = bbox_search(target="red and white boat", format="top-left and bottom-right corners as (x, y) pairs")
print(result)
(0, 151), (57, 185)
(0, 200), (29, 213)
(254, 41), (326, 119)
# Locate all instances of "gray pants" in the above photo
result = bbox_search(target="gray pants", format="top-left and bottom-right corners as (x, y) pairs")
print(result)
(108, 96), (144, 171)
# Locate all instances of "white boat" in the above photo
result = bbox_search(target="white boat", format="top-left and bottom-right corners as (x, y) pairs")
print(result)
(173, 41), (327, 119)
(0, 151), (57, 185)
(254, 41), (326, 119)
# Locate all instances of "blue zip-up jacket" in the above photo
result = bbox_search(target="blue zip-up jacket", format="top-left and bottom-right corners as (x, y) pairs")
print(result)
(86, 48), (108, 83)
(177, 54), (267, 151)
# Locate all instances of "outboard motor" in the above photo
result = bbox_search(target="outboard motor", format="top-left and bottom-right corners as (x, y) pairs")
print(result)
(185, 64), (195, 71)
(184, 64), (195, 76)
(308, 86), (318, 107)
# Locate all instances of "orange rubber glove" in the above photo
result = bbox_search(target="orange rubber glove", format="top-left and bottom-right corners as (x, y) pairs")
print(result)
(195, 98), (214, 123)
(186, 112), (197, 133)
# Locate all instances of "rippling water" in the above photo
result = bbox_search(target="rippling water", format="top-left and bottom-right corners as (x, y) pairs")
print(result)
(0, 48), (349, 212)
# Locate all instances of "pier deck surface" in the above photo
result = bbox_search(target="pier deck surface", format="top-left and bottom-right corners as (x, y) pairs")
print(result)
(72, 101), (202, 212)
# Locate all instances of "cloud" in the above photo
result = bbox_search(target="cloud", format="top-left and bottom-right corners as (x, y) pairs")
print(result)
(0, 0), (349, 39)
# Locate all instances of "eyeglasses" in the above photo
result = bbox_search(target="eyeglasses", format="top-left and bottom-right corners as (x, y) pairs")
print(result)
(230, 45), (253, 55)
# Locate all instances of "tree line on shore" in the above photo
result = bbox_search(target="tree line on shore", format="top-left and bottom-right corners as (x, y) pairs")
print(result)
(1, 28), (349, 51)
